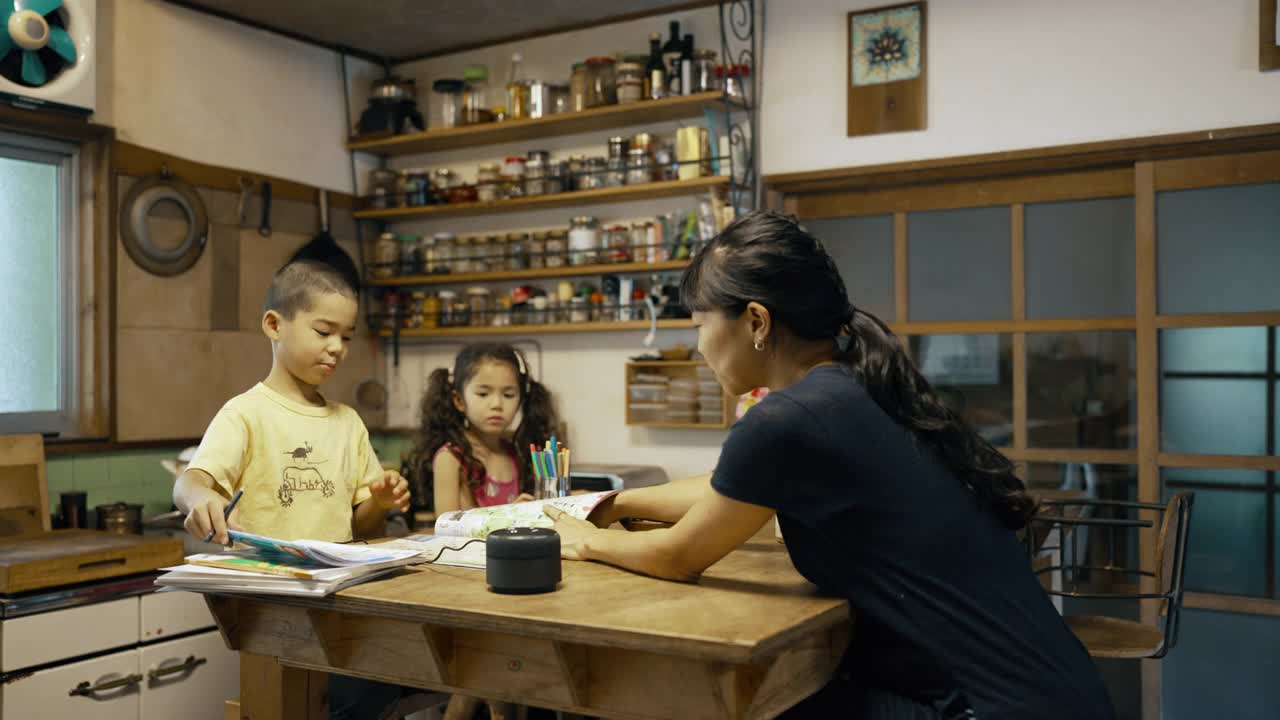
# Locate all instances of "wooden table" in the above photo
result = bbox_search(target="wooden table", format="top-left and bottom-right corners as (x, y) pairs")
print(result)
(205, 529), (850, 720)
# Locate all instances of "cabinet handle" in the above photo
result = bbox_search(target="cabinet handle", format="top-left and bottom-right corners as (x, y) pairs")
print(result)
(147, 655), (208, 681)
(69, 673), (143, 697)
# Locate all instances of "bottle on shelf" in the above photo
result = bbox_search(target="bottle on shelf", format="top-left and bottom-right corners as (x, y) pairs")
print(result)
(645, 32), (666, 100)
(662, 20), (683, 95)
(506, 52), (529, 120)
(679, 34), (695, 97)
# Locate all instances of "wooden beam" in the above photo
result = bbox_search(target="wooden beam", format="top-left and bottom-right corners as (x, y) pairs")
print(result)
(552, 641), (590, 708)
(1012, 204), (1027, 453)
(1134, 160), (1161, 720)
(1261, 0), (1280, 71)
(1153, 148), (1280, 191)
(894, 212), (908, 323)
(1002, 448), (1138, 465)
(1155, 312), (1280, 329)
(1158, 454), (1280, 472)
(1185, 592), (1280, 618)
(795, 168), (1133, 219)
(889, 318), (1136, 335)
(0, 105), (113, 144)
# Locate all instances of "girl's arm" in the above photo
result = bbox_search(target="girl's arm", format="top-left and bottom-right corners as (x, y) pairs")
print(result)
(549, 487), (774, 582)
(588, 472), (713, 527)
(432, 450), (477, 515)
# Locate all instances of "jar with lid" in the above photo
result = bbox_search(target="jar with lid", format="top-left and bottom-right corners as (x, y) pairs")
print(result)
(398, 234), (419, 275)
(601, 276), (620, 322)
(506, 232), (530, 271)
(494, 296), (512, 326)
(545, 229), (568, 268)
(630, 222), (652, 263)
(467, 234), (489, 272)
(477, 163), (501, 202)
(406, 168), (432, 206)
(693, 50), (719, 93)
(502, 156), (526, 199)
(567, 155), (586, 191)
(462, 65), (494, 125)
(589, 292), (605, 322)
(436, 290), (458, 327)
(373, 231), (399, 278)
(569, 296), (589, 323)
(568, 216), (600, 266)
(491, 234), (510, 272)
(547, 161), (568, 195)
(569, 63), (589, 112)
(529, 296), (549, 325)
(432, 168), (458, 203)
(368, 168), (399, 209)
(448, 235), (470, 274)
(548, 84), (570, 114)
(431, 79), (465, 129)
(433, 232), (456, 273)
(466, 287), (492, 327)
(616, 61), (644, 104)
(580, 157), (607, 190)
(626, 148), (653, 185)
(718, 64), (750, 99)
(510, 286), (531, 326)
(607, 136), (629, 162)
(525, 151), (549, 197)
(605, 225), (630, 263)
(631, 132), (656, 153)
(407, 292), (426, 328)
(585, 57), (617, 107)
(528, 231), (547, 269)
(605, 157), (626, 187)
(382, 292), (401, 331)
(422, 293), (441, 328)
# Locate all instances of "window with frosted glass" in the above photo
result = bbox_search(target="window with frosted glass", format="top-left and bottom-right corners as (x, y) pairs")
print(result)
(1162, 473), (1269, 597)
(803, 214), (895, 321)
(1156, 183), (1280, 314)
(1160, 327), (1276, 456)
(907, 334), (1012, 444)
(0, 134), (76, 434)
(1026, 331), (1136, 449)
(1025, 197), (1135, 319)
(907, 206), (1011, 322)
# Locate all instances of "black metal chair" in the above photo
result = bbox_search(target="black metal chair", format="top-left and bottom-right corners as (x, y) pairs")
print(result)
(1027, 493), (1194, 659)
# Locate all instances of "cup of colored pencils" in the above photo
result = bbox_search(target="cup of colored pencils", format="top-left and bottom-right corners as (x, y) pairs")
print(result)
(529, 436), (571, 500)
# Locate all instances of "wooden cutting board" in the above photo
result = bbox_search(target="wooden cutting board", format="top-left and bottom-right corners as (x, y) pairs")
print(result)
(0, 530), (184, 594)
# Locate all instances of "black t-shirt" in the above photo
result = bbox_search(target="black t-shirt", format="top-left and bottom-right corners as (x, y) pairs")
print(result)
(711, 365), (1115, 720)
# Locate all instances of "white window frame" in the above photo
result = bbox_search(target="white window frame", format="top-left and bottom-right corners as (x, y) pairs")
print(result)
(0, 131), (80, 437)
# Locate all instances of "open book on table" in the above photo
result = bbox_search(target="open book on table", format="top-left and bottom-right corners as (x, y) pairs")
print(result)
(226, 530), (421, 566)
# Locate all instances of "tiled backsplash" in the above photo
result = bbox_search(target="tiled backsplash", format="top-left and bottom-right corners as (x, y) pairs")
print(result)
(45, 434), (414, 521)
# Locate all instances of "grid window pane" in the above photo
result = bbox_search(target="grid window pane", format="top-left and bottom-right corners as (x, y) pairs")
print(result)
(907, 206), (1011, 321)
(908, 334), (1012, 444)
(1162, 327), (1268, 373)
(1160, 478), (1267, 597)
(1025, 197), (1135, 319)
(1156, 182), (1280, 314)
(803, 214), (895, 320)
(1161, 379), (1267, 456)
(1026, 332), (1136, 449)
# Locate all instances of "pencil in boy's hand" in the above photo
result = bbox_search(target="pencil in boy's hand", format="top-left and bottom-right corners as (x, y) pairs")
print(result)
(206, 489), (244, 543)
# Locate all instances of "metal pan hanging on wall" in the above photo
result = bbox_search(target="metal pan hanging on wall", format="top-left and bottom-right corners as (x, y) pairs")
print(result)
(119, 171), (209, 276)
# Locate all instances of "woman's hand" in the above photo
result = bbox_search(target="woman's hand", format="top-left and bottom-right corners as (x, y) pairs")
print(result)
(543, 505), (598, 560)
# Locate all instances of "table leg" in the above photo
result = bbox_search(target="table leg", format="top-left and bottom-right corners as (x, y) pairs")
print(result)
(238, 652), (328, 720)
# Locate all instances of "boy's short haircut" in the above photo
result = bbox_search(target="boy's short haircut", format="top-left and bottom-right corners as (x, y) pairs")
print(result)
(264, 260), (358, 319)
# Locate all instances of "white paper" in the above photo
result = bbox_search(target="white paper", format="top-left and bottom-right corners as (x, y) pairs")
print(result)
(432, 491), (617, 539)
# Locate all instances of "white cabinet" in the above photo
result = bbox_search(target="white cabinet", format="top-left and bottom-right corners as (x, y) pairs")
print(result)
(140, 590), (216, 641)
(140, 632), (239, 720)
(0, 597), (139, 672)
(1, 646), (141, 720)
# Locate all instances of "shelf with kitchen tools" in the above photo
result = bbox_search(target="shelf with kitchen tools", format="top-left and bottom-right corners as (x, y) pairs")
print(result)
(378, 318), (694, 338)
(348, 92), (747, 156)
(367, 258), (690, 288)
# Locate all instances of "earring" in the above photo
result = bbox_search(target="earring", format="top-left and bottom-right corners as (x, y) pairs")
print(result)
(754, 340), (764, 351)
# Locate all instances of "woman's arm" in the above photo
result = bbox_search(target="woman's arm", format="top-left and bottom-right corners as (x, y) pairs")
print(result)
(549, 486), (774, 581)
(588, 472), (713, 527)
(432, 451), (476, 515)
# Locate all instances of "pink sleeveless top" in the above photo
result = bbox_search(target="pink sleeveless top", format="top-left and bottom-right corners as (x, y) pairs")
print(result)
(434, 442), (521, 507)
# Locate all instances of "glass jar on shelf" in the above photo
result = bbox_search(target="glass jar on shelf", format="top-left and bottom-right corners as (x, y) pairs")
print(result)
(525, 154), (548, 197)
(449, 235), (471, 274)
(432, 168), (458, 203)
(398, 234), (419, 276)
(569, 63), (589, 112)
(381, 292), (401, 331)
(545, 229), (568, 268)
(494, 296), (512, 326)
(568, 216), (600, 266)
(462, 65), (494, 125)
(548, 84), (570, 114)
(580, 157), (607, 190)
(528, 231), (547, 269)
(489, 234), (509, 272)
(416, 234), (438, 274)
(368, 168), (399, 209)
(400, 169), (428, 207)
(616, 61), (644, 104)
(529, 295), (549, 325)
(604, 225), (630, 263)
(630, 222), (653, 263)
(693, 50), (719, 93)
(422, 293), (441, 329)
(626, 148), (653, 185)
(466, 287), (492, 327)
(566, 155), (586, 191)
(431, 79), (465, 129)
(407, 291), (426, 329)
(373, 231), (398, 278)
(507, 232), (530, 271)
(547, 161), (569, 195)
(589, 292), (604, 322)
(437, 291), (458, 327)
(502, 156), (526, 199)
(585, 57), (617, 107)
(510, 286), (531, 326)
(569, 296), (589, 323)
(477, 163), (501, 202)
(466, 234), (488, 272)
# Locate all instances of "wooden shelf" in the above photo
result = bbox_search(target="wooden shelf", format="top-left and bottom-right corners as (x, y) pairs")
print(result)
(629, 422), (729, 430)
(368, 259), (690, 287)
(354, 176), (728, 221)
(378, 319), (694, 338)
(348, 92), (746, 156)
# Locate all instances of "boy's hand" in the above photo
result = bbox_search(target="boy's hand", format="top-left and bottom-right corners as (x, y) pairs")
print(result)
(370, 469), (411, 513)
(183, 488), (231, 545)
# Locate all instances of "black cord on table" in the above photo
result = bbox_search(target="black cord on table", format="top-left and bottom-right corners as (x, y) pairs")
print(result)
(411, 538), (485, 565)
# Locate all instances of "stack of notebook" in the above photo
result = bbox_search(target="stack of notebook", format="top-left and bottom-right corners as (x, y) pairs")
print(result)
(155, 530), (421, 597)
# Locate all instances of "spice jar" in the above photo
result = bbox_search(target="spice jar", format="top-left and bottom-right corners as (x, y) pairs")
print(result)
(382, 292), (401, 331)
(568, 216), (600, 266)
(693, 50), (719, 93)
(407, 291), (426, 328)
(530, 296), (549, 325)
(438, 290), (459, 327)
(510, 286), (531, 325)
(422, 293), (441, 328)
(631, 132), (656, 153)
(545, 229), (568, 268)
(490, 234), (509, 272)
(630, 222), (653, 263)
(398, 234), (419, 275)
(494, 296), (512, 326)
(373, 231), (399, 278)
(580, 157), (607, 190)
(547, 161), (569, 195)
(432, 168), (459, 203)
(617, 62), (644, 104)
(569, 296), (589, 323)
(548, 84), (570, 114)
(528, 231), (547, 269)
(585, 57), (617, 107)
(433, 232), (456, 274)
(417, 234), (438, 274)
(400, 168), (428, 207)
(451, 235), (472, 274)
(502, 156), (526, 199)
(506, 80), (530, 121)
(468, 234), (490, 272)
(369, 168), (399, 209)
(607, 136), (629, 162)
(466, 287), (492, 327)
(567, 155), (586, 191)
(462, 65), (494, 125)
(719, 64), (750, 99)
(605, 225), (631, 263)
(626, 148), (653, 185)
(606, 157), (627, 187)
(525, 152), (549, 197)
(569, 63), (589, 112)
(431, 79), (465, 129)
(477, 163), (501, 202)
(506, 232), (530, 270)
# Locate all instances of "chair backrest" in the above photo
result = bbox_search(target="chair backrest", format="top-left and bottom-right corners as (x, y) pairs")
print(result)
(1153, 492), (1194, 657)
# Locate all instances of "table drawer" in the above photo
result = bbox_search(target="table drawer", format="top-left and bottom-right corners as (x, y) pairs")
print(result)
(1, 597), (139, 672)
(140, 591), (216, 641)
(0, 646), (140, 720)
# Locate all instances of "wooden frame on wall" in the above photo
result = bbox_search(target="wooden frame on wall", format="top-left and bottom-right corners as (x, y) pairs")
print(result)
(1262, 0), (1280, 72)
(847, 1), (927, 136)
(767, 122), (1280, 720)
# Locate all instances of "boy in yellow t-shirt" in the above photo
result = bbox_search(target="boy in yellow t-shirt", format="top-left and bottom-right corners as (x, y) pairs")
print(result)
(174, 259), (409, 545)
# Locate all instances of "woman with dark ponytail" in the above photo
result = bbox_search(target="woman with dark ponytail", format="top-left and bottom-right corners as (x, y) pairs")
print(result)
(545, 211), (1114, 719)
(405, 343), (559, 514)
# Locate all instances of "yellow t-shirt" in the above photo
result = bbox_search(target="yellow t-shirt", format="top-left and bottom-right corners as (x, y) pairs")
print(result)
(188, 383), (378, 542)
